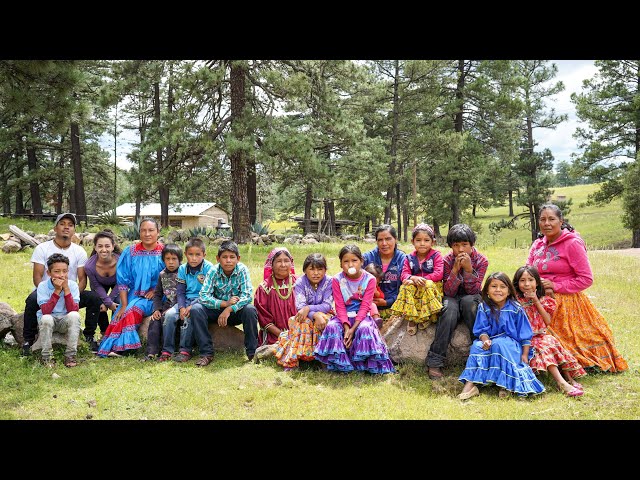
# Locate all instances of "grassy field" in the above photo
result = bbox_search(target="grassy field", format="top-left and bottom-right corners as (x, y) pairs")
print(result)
(0, 184), (638, 420)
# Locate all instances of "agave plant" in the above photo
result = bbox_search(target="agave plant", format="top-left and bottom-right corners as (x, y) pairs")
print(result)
(250, 221), (273, 236)
(187, 225), (212, 239)
(94, 210), (127, 226)
(120, 217), (142, 241)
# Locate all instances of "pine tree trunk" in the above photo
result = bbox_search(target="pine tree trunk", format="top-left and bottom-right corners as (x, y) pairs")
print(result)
(402, 176), (409, 242)
(15, 161), (24, 214)
(229, 61), (251, 244)
(1, 161), (10, 215)
(508, 190), (514, 217)
(472, 204), (476, 217)
(304, 182), (313, 235)
(633, 228), (640, 248)
(68, 188), (76, 214)
(433, 219), (441, 238)
(327, 199), (336, 236)
(451, 59), (465, 227)
(386, 60), (401, 226)
(248, 154), (257, 226)
(154, 81), (169, 229)
(70, 121), (86, 223)
(26, 145), (43, 216)
(396, 182), (402, 239)
(56, 147), (64, 214)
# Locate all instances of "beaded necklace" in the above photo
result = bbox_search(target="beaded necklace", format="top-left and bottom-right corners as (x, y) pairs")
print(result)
(272, 274), (293, 300)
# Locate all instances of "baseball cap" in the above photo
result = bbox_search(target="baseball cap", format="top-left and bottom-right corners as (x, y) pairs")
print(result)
(55, 213), (77, 226)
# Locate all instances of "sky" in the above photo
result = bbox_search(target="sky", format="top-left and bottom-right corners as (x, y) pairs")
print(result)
(102, 60), (599, 172)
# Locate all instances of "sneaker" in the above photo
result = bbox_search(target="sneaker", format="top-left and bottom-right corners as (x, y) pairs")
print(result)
(173, 352), (192, 363)
(21, 342), (32, 357)
(86, 336), (99, 353)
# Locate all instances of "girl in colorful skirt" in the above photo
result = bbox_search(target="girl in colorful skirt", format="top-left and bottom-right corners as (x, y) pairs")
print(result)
(513, 265), (585, 397)
(390, 223), (443, 335)
(275, 253), (333, 370)
(457, 272), (545, 400)
(314, 244), (395, 374)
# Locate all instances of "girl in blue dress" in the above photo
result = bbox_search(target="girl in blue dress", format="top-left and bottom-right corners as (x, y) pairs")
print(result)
(98, 218), (165, 357)
(457, 272), (545, 399)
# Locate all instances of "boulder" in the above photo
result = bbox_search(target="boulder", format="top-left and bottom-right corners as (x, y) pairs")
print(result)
(304, 233), (320, 241)
(0, 233), (10, 241)
(302, 237), (318, 244)
(342, 234), (361, 242)
(260, 234), (272, 245)
(165, 229), (183, 243)
(284, 237), (295, 244)
(318, 233), (332, 243)
(137, 316), (245, 352)
(268, 234), (277, 243)
(81, 233), (96, 246)
(34, 234), (50, 243)
(363, 238), (376, 243)
(382, 316), (472, 366)
(31, 330), (79, 352)
(0, 302), (19, 342)
(2, 241), (22, 253)
(211, 237), (229, 246)
(275, 235), (285, 243)
(71, 233), (81, 245)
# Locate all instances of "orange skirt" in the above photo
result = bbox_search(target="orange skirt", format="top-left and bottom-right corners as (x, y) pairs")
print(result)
(549, 291), (628, 372)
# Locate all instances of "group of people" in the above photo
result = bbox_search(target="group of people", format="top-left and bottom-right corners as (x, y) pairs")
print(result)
(21, 205), (628, 398)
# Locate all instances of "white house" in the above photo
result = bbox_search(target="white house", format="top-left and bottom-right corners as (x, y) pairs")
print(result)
(112, 203), (229, 229)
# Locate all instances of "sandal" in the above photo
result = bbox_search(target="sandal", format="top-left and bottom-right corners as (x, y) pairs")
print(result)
(417, 321), (429, 330)
(406, 321), (418, 336)
(572, 382), (584, 391)
(158, 352), (173, 362)
(565, 386), (584, 397)
(64, 355), (78, 368)
(428, 366), (444, 380)
(140, 354), (157, 362)
(173, 352), (192, 363)
(195, 355), (214, 367)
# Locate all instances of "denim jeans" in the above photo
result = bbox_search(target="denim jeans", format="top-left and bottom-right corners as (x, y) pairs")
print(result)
(183, 303), (258, 358)
(425, 294), (480, 368)
(161, 304), (182, 354)
(81, 289), (110, 338)
(37, 311), (81, 357)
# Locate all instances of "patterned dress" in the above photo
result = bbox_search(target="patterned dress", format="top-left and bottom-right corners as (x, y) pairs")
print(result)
(391, 249), (444, 324)
(458, 299), (545, 396)
(314, 270), (395, 374)
(518, 295), (586, 379)
(97, 242), (165, 356)
(274, 274), (333, 369)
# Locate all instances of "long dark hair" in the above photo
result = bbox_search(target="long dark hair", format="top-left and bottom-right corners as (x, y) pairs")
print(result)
(90, 229), (122, 257)
(512, 265), (544, 299)
(482, 272), (518, 321)
(537, 204), (574, 238)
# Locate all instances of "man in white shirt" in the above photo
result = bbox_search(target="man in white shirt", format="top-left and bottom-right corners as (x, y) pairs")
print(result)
(22, 213), (102, 355)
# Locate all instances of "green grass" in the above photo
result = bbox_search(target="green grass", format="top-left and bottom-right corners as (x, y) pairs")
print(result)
(1, 184), (638, 419)
(1, 243), (638, 420)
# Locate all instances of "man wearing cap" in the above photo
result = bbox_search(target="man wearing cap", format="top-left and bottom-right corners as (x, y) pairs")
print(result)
(22, 213), (102, 355)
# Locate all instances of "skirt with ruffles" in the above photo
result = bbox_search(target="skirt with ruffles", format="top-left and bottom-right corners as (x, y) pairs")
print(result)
(530, 333), (586, 378)
(97, 296), (151, 357)
(549, 292), (627, 372)
(274, 316), (320, 369)
(458, 334), (545, 396)
(390, 281), (443, 324)
(313, 317), (395, 374)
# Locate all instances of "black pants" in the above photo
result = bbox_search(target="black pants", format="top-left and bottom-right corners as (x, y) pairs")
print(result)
(23, 289), (103, 344)
(425, 294), (481, 368)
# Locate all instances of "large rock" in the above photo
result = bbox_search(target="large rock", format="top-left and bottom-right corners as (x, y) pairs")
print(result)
(138, 316), (245, 352)
(33, 234), (50, 243)
(342, 234), (362, 242)
(31, 330), (78, 352)
(260, 234), (272, 245)
(382, 317), (472, 366)
(275, 235), (285, 243)
(302, 237), (318, 244)
(363, 238), (376, 243)
(0, 303), (19, 342)
(0, 233), (10, 241)
(2, 241), (21, 253)
(165, 229), (183, 243)
(81, 233), (96, 246)
(71, 233), (81, 245)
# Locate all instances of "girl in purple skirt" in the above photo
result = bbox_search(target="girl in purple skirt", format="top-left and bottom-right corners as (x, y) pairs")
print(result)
(314, 244), (395, 374)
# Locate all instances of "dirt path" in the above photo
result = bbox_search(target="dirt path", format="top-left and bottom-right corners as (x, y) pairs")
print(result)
(591, 248), (640, 258)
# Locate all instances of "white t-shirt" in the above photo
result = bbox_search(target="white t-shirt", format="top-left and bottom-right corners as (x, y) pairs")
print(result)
(30, 240), (88, 284)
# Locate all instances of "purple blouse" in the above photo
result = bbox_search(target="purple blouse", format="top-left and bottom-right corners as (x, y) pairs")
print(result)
(85, 253), (120, 307)
(293, 274), (333, 317)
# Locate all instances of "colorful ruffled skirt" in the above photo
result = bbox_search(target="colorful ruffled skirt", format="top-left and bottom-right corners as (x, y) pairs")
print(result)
(274, 316), (320, 369)
(390, 281), (443, 324)
(313, 317), (395, 374)
(97, 296), (152, 357)
(550, 292), (627, 372)
(530, 333), (586, 379)
(458, 333), (545, 396)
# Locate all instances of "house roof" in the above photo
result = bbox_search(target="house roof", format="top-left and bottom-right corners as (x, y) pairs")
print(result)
(113, 203), (227, 217)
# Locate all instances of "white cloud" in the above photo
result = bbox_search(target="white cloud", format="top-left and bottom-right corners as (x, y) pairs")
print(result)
(535, 60), (599, 166)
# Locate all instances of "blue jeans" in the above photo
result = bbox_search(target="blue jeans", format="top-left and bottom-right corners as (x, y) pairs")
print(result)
(161, 305), (182, 354)
(183, 303), (258, 358)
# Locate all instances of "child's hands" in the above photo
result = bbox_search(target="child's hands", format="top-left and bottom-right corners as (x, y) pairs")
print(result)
(229, 296), (239, 305)
(295, 306), (310, 323)
(521, 353), (529, 364)
(540, 278), (555, 292)
(373, 297), (387, 307)
(180, 306), (191, 320)
(313, 312), (328, 331)
(61, 278), (71, 294)
(402, 279), (414, 285)
(109, 303), (119, 312)
(458, 253), (472, 273)
(481, 338), (492, 350)
(344, 326), (355, 349)
(51, 277), (64, 293)
(523, 290), (539, 302)
(151, 310), (161, 321)
(218, 307), (232, 327)
(412, 276), (427, 287)
(144, 289), (155, 300)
